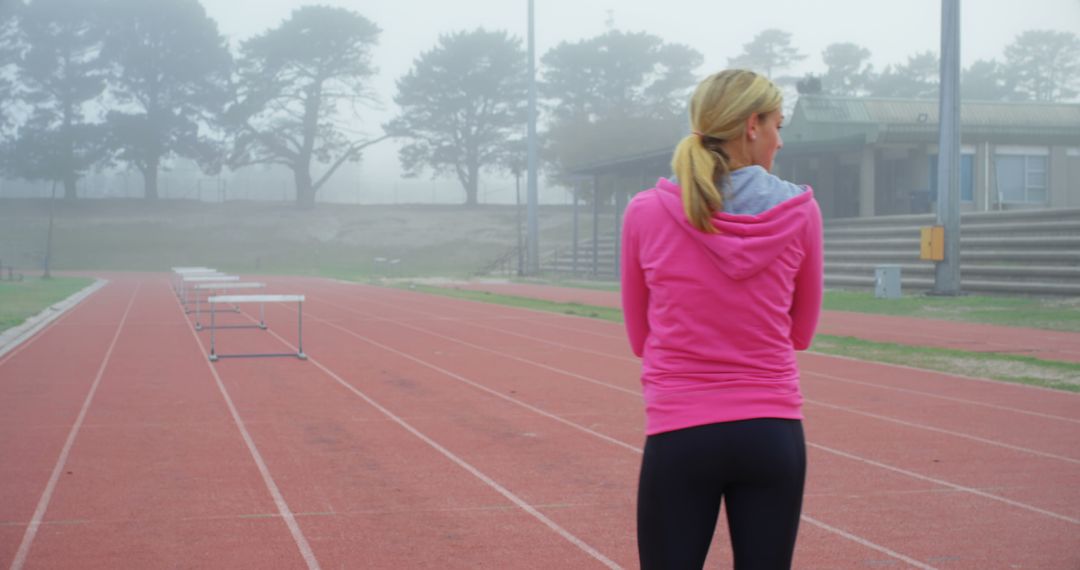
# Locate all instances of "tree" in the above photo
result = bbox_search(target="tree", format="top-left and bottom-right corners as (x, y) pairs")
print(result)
(102, 0), (231, 200)
(821, 42), (873, 96)
(728, 29), (805, 78)
(8, 0), (109, 199)
(542, 30), (699, 124)
(229, 6), (384, 209)
(871, 51), (938, 98)
(540, 30), (701, 180)
(388, 29), (527, 206)
(795, 74), (822, 95)
(1003, 30), (1080, 101)
(0, 1), (21, 137)
(962, 59), (1013, 101)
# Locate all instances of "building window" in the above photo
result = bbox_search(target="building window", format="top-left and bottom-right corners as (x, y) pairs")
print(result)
(996, 154), (1047, 204)
(929, 154), (974, 203)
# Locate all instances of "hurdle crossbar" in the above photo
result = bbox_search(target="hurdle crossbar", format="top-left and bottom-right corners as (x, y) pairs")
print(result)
(192, 282), (267, 330)
(207, 294), (306, 362)
(181, 275), (238, 308)
(172, 268), (218, 294)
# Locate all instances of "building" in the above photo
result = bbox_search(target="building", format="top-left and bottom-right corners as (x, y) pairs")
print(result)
(775, 95), (1080, 219)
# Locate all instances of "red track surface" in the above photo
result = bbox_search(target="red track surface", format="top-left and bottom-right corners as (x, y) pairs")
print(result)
(446, 282), (1080, 363)
(2, 274), (1078, 569)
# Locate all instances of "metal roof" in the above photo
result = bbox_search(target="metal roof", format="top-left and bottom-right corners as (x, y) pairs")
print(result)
(785, 96), (1080, 144)
(568, 96), (1080, 176)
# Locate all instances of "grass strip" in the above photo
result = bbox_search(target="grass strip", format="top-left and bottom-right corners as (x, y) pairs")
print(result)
(497, 281), (1080, 333)
(810, 335), (1080, 393)
(822, 290), (1080, 333)
(394, 281), (1079, 392)
(0, 276), (95, 333)
(397, 283), (624, 322)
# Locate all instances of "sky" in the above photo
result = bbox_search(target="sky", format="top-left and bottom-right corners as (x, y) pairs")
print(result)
(199, 0), (1080, 204)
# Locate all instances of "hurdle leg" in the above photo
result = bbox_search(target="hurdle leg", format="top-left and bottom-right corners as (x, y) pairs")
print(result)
(195, 291), (203, 331)
(209, 302), (218, 362)
(297, 300), (307, 360)
(259, 302), (267, 329)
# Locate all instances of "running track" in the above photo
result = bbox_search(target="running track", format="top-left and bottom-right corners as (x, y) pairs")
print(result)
(445, 282), (1080, 363)
(1, 274), (1077, 569)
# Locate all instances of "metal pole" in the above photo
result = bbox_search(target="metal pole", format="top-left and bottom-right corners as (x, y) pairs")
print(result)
(572, 183), (579, 274)
(209, 300), (217, 361)
(516, 172), (524, 276)
(43, 180), (57, 279)
(933, 0), (962, 295)
(297, 301), (306, 359)
(592, 176), (599, 276)
(526, 0), (539, 274)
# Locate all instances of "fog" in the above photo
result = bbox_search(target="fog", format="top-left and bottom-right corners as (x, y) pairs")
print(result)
(209, 0), (1080, 204)
(1, 0), (1077, 205)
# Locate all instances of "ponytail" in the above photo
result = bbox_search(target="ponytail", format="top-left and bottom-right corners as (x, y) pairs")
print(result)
(671, 134), (731, 234)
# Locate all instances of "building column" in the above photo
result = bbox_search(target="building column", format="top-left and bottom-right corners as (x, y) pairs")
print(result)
(977, 142), (991, 211)
(859, 147), (876, 217)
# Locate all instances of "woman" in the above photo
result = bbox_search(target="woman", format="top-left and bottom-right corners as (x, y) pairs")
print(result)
(620, 69), (823, 569)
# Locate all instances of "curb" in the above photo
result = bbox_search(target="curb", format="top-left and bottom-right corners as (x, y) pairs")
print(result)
(0, 278), (109, 360)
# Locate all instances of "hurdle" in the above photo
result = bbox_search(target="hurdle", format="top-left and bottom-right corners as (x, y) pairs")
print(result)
(192, 282), (266, 330)
(181, 275), (238, 310)
(207, 294), (306, 362)
(172, 267), (218, 295)
(174, 269), (223, 298)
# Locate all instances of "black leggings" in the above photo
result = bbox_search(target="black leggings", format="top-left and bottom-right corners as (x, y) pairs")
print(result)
(637, 418), (806, 570)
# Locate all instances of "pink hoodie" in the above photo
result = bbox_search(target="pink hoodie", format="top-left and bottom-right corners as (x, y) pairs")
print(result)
(621, 176), (823, 435)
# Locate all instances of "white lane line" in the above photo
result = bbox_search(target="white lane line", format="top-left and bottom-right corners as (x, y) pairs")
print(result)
(9, 282), (139, 570)
(800, 515), (939, 570)
(251, 315), (623, 569)
(297, 291), (1080, 524)
(175, 289), (321, 570)
(808, 442), (1079, 525)
(294, 308), (641, 454)
(357, 285), (1080, 423)
(271, 301), (939, 569)
(804, 399), (1080, 464)
(805, 371), (1080, 424)
(309, 296), (640, 397)
(310, 292), (1080, 464)
(368, 282), (1080, 396)
(0, 279), (109, 367)
(359, 283), (627, 337)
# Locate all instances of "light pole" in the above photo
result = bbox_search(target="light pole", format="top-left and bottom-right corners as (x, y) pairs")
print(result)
(932, 0), (962, 295)
(526, 0), (539, 274)
(43, 180), (57, 279)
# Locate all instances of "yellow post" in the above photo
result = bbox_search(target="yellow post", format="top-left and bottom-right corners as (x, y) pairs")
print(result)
(920, 226), (945, 261)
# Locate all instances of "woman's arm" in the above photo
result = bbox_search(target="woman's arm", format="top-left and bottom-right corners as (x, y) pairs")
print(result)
(789, 198), (823, 350)
(621, 199), (650, 357)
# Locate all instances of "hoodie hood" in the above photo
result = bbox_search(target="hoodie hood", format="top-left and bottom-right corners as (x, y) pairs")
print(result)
(654, 173), (815, 281)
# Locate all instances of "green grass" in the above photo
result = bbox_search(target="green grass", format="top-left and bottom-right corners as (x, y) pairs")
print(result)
(496, 281), (1080, 333)
(398, 283), (625, 322)
(512, 278), (621, 292)
(0, 276), (95, 333)
(810, 335), (1080, 392)
(822, 290), (1080, 332)
(393, 281), (1080, 392)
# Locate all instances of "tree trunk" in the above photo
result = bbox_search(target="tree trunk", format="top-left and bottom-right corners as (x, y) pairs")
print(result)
(295, 166), (315, 210)
(464, 161), (480, 206)
(63, 173), (77, 201)
(143, 158), (159, 200)
(62, 101), (77, 200)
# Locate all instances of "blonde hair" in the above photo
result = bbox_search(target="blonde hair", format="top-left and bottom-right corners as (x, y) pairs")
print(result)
(671, 70), (783, 233)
